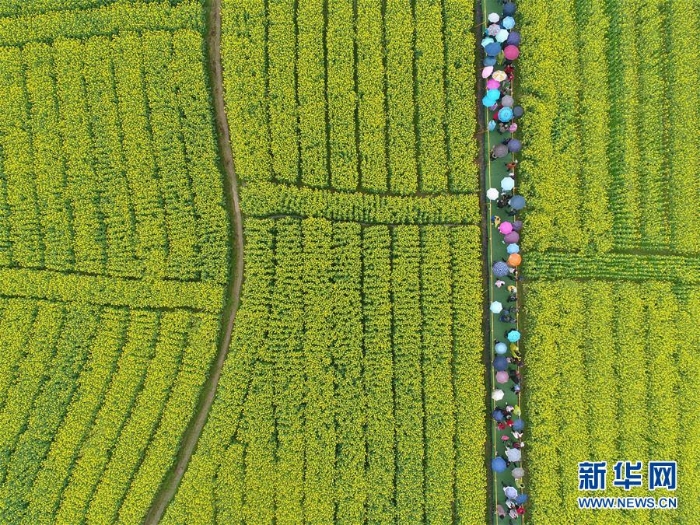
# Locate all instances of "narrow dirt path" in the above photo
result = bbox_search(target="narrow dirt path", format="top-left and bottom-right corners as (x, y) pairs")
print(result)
(143, 0), (244, 521)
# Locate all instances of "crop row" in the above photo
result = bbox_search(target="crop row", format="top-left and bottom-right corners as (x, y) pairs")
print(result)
(164, 217), (485, 522)
(519, 0), (685, 253)
(525, 251), (700, 284)
(0, 1), (202, 46)
(0, 299), (219, 524)
(0, 30), (229, 283)
(241, 180), (480, 225)
(523, 280), (691, 524)
(222, 0), (478, 195)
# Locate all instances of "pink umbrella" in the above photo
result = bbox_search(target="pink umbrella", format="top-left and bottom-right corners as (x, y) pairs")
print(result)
(504, 232), (520, 244)
(496, 371), (510, 383)
(508, 123), (518, 132)
(486, 78), (500, 90)
(482, 66), (494, 78)
(498, 222), (513, 234)
(487, 23), (501, 36)
(504, 45), (520, 61)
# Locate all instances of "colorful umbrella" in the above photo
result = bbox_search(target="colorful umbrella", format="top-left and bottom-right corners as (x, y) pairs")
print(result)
(508, 253), (522, 266)
(512, 467), (525, 479)
(492, 389), (505, 401)
(492, 70), (507, 82)
(498, 106), (514, 122)
(502, 16), (516, 29)
(487, 88), (501, 100)
(496, 28), (510, 43)
(506, 30), (521, 45)
(498, 222), (513, 234)
(486, 78), (500, 90)
(488, 12), (500, 23)
(486, 187), (499, 200)
(509, 195), (526, 210)
(496, 370), (510, 383)
(506, 447), (522, 462)
(492, 261), (509, 277)
(490, 301), (504, 314)
(492, 144), (509, 158)
(492, 457), (507, 472)
(507, 243), (520, 254)
(504, 45), (520, 60)
(501, 177), (515, 191)
(513, 105), (524, 118)
(487, 23), (501, 36)
(508, 139), (522, 152)
(501, 95), (514, 107)
(494, 355), (508, 371)
(482, 66), (494, 78)
(507, 330), (521, 342)
(495, 342), (508, 355)
(485, 42), (502, 57)
(504, 232), (520, 243)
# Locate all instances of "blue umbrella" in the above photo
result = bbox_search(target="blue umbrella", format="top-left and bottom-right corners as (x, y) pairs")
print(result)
(492, 409), (505, 422)
(512, 418), (525, 431)
(506, 31), (521, 45)
(495, 342), (508, 355)
(492, 457), (507, 473)
(513, 106), (524, 118)
(493, 261), (509, 277)
(516, 494), (528, 505)
(506, 243), (520, 254)
(494, 355), (508, 371)
(487, 88), (501, 100)
(510, 195), (526, 210)
(507, 139), (522, 153)
(482, 95), (497, 107)
(507, 330), (521, 342)
(481, 36), (495, 48)
(483, 56), (497, 66)
(485, 42), (502, 56)
(502, 16), (515, 29)
(498, 107), (514, 122)
(503, 2), (516, 16)
(488, 120), (497, 131)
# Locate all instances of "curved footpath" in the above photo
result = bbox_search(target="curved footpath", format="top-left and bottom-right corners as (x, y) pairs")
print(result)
(143, 0), (244, 521)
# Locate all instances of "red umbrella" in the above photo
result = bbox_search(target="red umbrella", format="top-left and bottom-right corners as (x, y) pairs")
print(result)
(504, 45), (520, 61)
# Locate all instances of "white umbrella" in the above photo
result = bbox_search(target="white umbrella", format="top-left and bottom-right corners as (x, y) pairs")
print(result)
(503, 486), (518, 500)
(501, 177), (515, 191)
(488, 12), (500, 23)
(496, 29), (509, 43)
(486, 187), (499, 200)
(490, 301), (503, 313)
(512, 467), (525, 479)
(506, 447), (522, 462)
(492, 389), (505, 401)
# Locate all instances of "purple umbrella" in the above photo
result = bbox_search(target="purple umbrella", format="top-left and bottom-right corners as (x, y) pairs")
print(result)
(494, 355), (508, 371)
(498, 222), (513, 234)
(504, 232), (520, 243)
(492, 144), (509, 158)
(507, 139), (522, 153)
(513, 106), (524, 118)
(512, 220), (523, 232)
(501, 95), (514, 108)
(493, 261), (509, 277)
(506, 31), (521, 45)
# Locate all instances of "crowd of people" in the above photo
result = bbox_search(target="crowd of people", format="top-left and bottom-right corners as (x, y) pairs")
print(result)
(482, 1), (528, 523)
